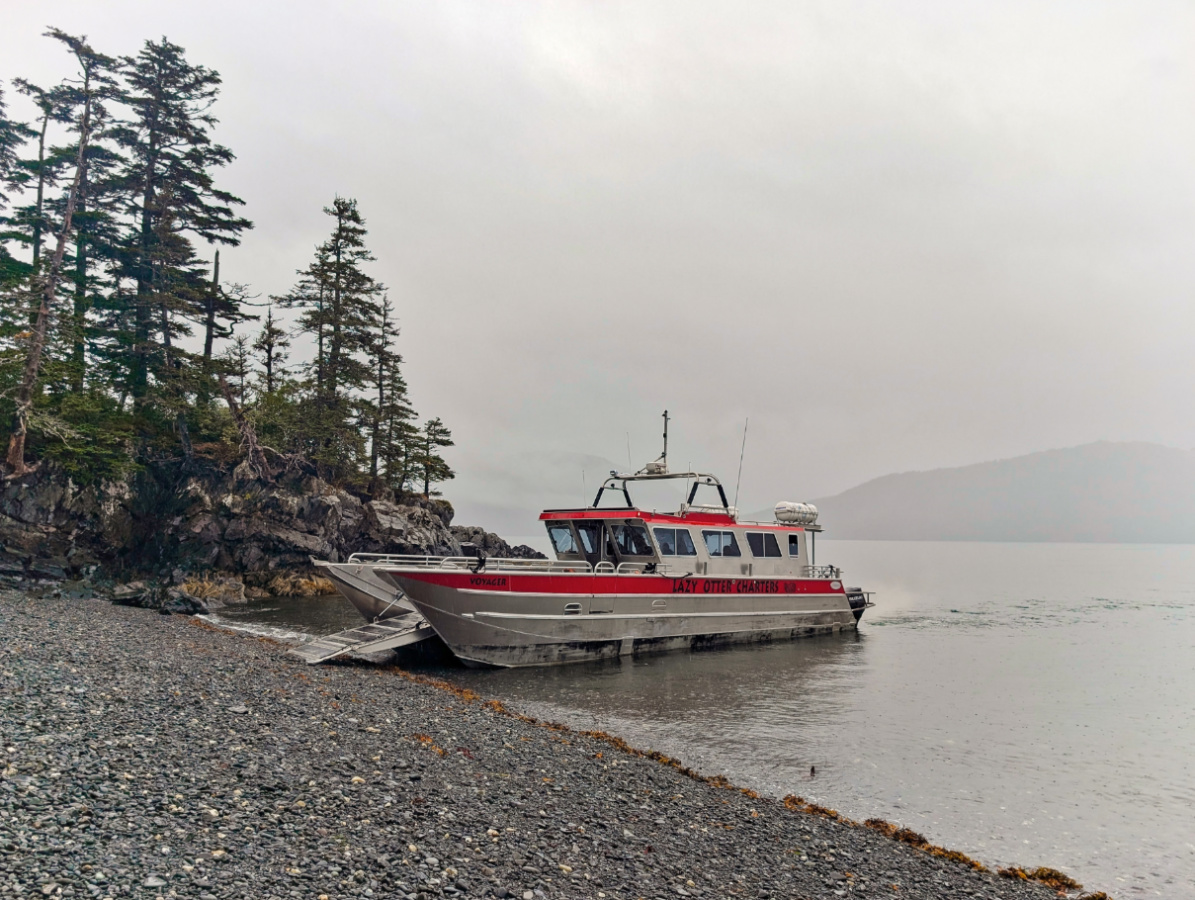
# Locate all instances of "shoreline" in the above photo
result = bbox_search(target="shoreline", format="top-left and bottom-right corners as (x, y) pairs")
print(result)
(1, 591), (1103, 900)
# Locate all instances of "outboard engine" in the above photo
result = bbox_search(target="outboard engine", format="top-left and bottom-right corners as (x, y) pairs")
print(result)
(846, 587), (869, 622)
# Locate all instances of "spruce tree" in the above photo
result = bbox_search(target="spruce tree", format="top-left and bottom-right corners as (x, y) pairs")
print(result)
(0, 83), (32, 288)
(4, 30), (117, 475)
(415, 417), (454, 497)
(0, 83), (26, 209)
(366, 293), (416, 488)
(109, 37), (251, 425)
(222, 334), (251, 407)
(7, 79), (76, 274)
(252, 300), (289, 395)
(284, 197), (382, 475)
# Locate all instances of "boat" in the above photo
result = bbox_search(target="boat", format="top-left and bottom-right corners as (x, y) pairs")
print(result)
(325, 418), (873, 668)
(314, 559), (414, 621)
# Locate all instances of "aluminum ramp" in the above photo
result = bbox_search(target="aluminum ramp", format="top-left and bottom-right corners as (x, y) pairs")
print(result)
(288, 613), (438, 665)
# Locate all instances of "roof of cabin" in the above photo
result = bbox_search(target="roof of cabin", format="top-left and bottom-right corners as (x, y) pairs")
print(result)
(538, 508), (810, 531)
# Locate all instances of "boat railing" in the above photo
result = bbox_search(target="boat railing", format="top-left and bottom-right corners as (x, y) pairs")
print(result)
(344, 552), (841, 579)
(615, 561), (675, 575)
(803, 564), (842, 578)
(344, 553), (593, 574)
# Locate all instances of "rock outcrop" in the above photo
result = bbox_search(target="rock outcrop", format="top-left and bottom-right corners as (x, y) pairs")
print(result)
(0, 469), (133, 580)
(449, 525), (545, 560)
(0, 459), (542, 587)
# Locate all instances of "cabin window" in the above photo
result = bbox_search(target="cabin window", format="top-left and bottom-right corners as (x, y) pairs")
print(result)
(702, 530), (741, 557)
(612, 522), (654, 556)
(788, 533), (801, 557)
(653, 527), (697, 556)
(575, 522), (604, 556)
(547, 524), (579, 555)
(746, 532), (782, 558)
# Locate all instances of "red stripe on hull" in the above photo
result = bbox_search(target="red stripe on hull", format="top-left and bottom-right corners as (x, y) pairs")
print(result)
(386, 570), (842, 596)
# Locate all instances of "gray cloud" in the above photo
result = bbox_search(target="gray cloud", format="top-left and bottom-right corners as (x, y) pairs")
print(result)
(4, 0), (1192, 533)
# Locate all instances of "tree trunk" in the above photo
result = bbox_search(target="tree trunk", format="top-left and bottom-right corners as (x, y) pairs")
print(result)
(70, 168), (90, 391)
(203, 249), (219, 360)
(219, 374), (271, 481)
(6, 91), (93, 477)
(31, 110), (48, 271)
(131, 134), (160, 409)
(370, 346), (384, 479)
(316, 285), (325, 391)
(70, 205), (88, 390)
(176, 412), (194, 459)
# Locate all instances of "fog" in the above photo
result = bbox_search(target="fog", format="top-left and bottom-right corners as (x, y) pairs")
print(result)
(4, 1), (1193, 533)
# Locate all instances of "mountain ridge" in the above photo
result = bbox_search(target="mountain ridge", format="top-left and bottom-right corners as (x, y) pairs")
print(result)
(803, 441), (1195, 543)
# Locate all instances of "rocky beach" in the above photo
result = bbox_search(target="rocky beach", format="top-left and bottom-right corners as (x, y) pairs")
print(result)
(0, 590), (1097, 900)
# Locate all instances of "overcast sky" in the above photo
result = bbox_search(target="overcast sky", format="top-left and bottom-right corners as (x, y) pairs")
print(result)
(4, 1), (1194, 533)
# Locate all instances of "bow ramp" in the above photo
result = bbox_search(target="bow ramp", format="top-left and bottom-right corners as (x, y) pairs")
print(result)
(287, 612), (437, 665)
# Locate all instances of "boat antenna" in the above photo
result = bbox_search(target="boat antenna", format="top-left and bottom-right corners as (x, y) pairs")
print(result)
(661, 409), (669, 468)
(626, 432), (632, 470)
(733, 417), (749, 512)
(582, 468), (587, 506)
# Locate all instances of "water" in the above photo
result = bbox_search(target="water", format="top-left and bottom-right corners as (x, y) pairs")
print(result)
(209, 592), (362, 639)
(223, 541), (1195, 896)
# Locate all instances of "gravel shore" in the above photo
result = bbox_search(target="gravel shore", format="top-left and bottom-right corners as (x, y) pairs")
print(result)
(1, 591), (1080, 900)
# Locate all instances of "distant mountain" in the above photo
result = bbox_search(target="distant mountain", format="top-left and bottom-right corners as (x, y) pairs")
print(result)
(807, 442), (1195, 543)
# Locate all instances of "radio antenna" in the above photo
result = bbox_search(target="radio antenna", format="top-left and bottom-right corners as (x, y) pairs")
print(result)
(661, 409), (669, 469)
(733, 418), (749, 512)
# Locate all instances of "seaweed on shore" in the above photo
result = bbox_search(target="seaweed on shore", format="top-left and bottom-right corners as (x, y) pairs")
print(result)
(783, 795), (854, 823)
(998, 866), (1083, 892)
(264, 572), (336, 597)
(860, 818), (989, 872)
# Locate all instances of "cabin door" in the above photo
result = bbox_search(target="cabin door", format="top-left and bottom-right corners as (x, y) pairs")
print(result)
(575, 522), (615, 614)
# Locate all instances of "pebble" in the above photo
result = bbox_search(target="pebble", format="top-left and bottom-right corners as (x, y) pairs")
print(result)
(0, 591), (1067, 900)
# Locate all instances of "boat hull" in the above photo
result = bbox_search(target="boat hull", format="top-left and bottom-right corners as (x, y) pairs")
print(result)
(315, 561), (414, 622)
(387, 569), (859, 667)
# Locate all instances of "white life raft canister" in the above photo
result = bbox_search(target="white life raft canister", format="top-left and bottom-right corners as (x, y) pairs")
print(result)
(774, 501), (818, 525)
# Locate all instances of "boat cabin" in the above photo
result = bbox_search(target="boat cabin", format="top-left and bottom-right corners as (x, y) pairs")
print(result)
(539, 469), (823, 579)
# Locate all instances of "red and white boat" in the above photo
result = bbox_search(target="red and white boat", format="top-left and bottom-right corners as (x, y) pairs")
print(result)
(321, 427), (873, 667)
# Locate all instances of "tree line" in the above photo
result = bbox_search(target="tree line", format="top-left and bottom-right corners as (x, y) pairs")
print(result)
(0, 29), (453, 496)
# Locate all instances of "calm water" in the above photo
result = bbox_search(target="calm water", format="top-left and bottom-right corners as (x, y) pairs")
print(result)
(219, 541), (1195, 897)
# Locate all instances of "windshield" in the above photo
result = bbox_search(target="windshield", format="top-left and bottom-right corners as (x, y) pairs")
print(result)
(612, 522), (654, 557)
(546, 524), (578, 555)
(575, 522), (612, 559)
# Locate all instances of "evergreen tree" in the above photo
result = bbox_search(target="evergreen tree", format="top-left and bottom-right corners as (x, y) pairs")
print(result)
(415, 417), (454, 497)
(0, 83), (32, 288)
(1, 32), (455, 495)
(283, 197), (382, 474)
(0, 82), (27, 208)
(221, 334), (251, 407)
(109, 36), (251, 423)
(4, 30), (117, 475)
(366, 293), (416, 488)
(252, 300), (289, 395)
(7, 79), (75, 274)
